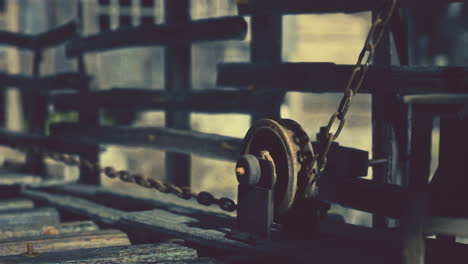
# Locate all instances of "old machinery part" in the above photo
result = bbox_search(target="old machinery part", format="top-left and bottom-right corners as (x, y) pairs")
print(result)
(240, 119), (316, 219)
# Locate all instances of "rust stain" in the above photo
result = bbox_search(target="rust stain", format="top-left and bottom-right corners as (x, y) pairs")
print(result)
(42, 226), (59, 235)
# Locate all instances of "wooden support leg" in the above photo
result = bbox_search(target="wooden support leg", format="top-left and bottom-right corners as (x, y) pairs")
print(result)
(401, 104), (433, 264)
(250, 15), (284, 123)
(164, 0), (191, 187)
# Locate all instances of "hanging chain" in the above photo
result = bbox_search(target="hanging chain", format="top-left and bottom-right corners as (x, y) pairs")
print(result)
(15, 145), (237, 213)
(313, 0), (398, 177)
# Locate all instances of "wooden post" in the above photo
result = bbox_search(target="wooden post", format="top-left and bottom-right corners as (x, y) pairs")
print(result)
(23, 49), (47, 177)
(164, 0), (191, 187)
(76, 1), (100, 185)
(371, 11), (395, 230)
(250, 15), (284, 123)
(400, 104), (432, 264)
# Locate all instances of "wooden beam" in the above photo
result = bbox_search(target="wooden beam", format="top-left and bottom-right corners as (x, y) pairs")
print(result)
(0, 207), (59, 227)
(0, 198), (34, 211)
(0, 220), (99, 241)
(50, 88), (269, 113)
(66, 16), (247, 57)
(50, 123), (242, 161)
(0, 128), (99, 155)
(217, 63), (468, 94)
(0, 229), (130, 256)
(0, 72), (88, 91)
(0, 243), (198, 264)
(238, 0), (464, 15)
(0, 20), (76, 50)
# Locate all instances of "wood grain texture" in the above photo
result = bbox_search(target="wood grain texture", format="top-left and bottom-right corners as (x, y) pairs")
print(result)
(217, 63), (468, 94)
(50, 88), (264, 113)
(0, 229), (130, 256)
(50, 123), (242, 161)
(0, 198), (34, 211)
(0, 207), (59, 227)
(66, 16), (247, 57)
(0, 243), (200, 264)
(21, 189), (125, 225)
(0, 221), (98, 241)
(238, 0), (463, 15)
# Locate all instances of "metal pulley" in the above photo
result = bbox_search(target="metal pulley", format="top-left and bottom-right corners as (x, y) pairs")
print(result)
(239, 119), (316, 218)
(233, 119), (318, 240)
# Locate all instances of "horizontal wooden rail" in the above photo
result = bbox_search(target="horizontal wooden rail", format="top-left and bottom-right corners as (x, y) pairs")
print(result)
(238, 0), (464, 15)
(66, 16), (247, 57)
(50, 88), (281, 113)
(0, 129), (98, 155)
(0, 72), (88, 91)
(0, 21), (76, 50)
(217, 63), (468, 94)
(50, 123), (243, 161)
(317, 178), (408, 218)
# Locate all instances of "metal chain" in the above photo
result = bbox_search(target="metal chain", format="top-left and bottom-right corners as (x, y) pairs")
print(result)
(314, 0), (398, 175)
(17, 146), (237, 212)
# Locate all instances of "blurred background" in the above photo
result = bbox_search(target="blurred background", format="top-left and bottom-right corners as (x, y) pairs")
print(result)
(0, 0), (466, 226)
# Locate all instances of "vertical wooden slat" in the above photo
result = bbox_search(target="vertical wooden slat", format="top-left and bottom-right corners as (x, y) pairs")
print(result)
(401, 104), (432, 264)
(24, 49), (47, 176)
(77, 0), (100, 185)
(164, 0), (191, 187)
(371, 11), (394, 230)
(250, 15), (284, 123)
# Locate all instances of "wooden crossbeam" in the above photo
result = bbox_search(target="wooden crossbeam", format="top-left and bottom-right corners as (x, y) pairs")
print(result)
(50, 123), (243, 161)
(217, 63), (468, 94)
(0, 229), (130, 256)
(0, 207), (60, 227)
(0, 21), (76, 50)
(0, 243), (199, 264)
(0, 221), (99, 241)
(66, 16), (248, 57)
(238, 0), (464, 15)
(0, 72), (88, 91)
(50, 88), (276, 113)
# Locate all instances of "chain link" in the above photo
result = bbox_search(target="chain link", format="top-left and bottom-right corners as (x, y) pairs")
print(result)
(11, 144), (237, 213)
(315, 0), (397, 173)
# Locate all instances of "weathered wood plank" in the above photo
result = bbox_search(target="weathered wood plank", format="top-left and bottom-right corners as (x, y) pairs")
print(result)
(0, 220), (99, 241)
(48, 184), (235, 216)
(0, 170), (76, 187)
(238, 0), (463, 15)
(0, 72), (88, 91)
(0, 207), (59, 227)
(21, 189), (125, 225)
(217, 63), (468, 94)
(22, 187), (468, 263)
(50, 88), (264, 113)
(0, 21), (76, 50)
(0, 229), (130, 256)
(0, 243), (199, 264)
(50, 123), (242, 161)
(0, 198), (34, 211)
(66, 16), (247, 57)
(0, 128), (99, 155)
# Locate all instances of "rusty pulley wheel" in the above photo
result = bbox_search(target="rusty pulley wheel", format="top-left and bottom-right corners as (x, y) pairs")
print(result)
(240, 119), (315, 219)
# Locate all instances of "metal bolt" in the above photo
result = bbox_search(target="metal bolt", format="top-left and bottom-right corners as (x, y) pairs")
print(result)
(21, 243), (39, 257)
(236, 167), (246, 177)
